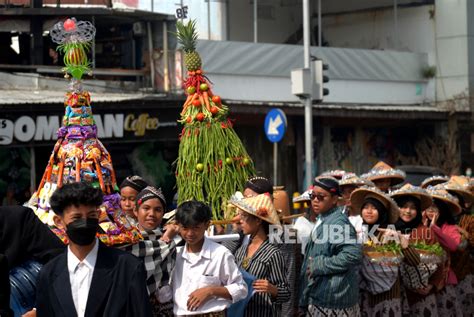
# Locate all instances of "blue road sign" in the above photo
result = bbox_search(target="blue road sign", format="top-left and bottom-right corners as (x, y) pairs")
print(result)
(264, 108), (287, 143)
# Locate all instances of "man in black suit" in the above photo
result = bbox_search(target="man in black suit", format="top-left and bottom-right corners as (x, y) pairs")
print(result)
(35, 182), (152, 317)
(0, 205), (65, 316)
(0, 254), (12, 317)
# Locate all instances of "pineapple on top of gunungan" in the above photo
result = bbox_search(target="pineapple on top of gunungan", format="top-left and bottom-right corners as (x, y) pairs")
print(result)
(177, 19), (201, 71)
(174, 20), (255, 219)
(175, 20), (226, 121)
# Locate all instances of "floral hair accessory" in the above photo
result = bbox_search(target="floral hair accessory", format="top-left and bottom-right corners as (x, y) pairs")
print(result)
(256, 207), (269, 218)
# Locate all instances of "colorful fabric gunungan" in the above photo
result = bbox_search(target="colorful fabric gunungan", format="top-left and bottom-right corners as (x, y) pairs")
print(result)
(26, 17), (141, 246)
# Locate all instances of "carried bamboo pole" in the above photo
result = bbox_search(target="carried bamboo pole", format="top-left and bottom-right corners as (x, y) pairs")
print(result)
(210, 212), (305, 226)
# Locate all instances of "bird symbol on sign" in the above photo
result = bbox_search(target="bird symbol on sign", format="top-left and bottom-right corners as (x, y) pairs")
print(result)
(267, 115), (283, 135)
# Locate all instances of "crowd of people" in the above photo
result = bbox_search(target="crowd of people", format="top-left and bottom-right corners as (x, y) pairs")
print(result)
(293, 162), (473, 317)
(0, 160), (473, 317)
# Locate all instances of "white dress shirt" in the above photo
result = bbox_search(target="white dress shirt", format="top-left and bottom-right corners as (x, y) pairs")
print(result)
(67, 238), (99, 317)
(348, 215), (364, 242)
(172, 237), (248, 316)
(293, 216), (316, 254)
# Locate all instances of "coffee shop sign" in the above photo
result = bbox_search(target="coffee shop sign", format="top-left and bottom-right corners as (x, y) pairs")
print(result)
(0, 113), (174, 145)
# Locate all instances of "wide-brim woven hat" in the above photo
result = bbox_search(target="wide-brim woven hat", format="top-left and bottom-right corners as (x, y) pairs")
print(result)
(361, 161), (406, 185)
(229, 193), (281, 225)
(420, 175), (449, 189)
(320, 169), (346, 180)
(339, 173), (374, 188)
(293, 189), (312, 203)
(444, 175), (474, 204)
(390, 183), (433, 211)
(426, 185), (462, 215)
(350, 186), (400, 224)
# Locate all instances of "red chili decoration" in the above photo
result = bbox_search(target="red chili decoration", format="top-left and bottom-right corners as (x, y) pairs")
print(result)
(183, 70), (213, 94)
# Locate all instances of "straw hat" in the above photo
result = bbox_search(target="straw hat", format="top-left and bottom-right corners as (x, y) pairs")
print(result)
(444, 175), (474, 205)
(426, 185), (462, 215)
(389, 183), (433, 211)
(339, 173), (374, 188)
(420, 175), (449, 189)
(350, 186), (400, 224)
(229, 193), (281, 225)
(320, 169), (346, 180)
(360, 161), (405, 185)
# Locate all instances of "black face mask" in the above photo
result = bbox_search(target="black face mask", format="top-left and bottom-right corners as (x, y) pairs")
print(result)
(66, 218), (99, 246)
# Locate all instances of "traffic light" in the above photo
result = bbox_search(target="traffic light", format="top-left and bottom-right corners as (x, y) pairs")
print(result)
(313, 59), (329, 101)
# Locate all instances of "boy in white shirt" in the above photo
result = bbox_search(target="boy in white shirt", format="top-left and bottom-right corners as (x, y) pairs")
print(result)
(172, 200), (247, 316)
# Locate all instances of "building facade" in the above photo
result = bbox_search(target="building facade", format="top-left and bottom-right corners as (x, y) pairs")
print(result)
(0, 0), (472, 202)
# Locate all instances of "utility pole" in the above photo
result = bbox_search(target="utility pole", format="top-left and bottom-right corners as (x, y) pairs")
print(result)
(254, 0), (258, 43)
(318, 0), (322, 47)
(303, 0), (313, 189)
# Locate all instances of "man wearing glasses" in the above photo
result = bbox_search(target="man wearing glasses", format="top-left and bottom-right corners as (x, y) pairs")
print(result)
(299, 177), (362, 317)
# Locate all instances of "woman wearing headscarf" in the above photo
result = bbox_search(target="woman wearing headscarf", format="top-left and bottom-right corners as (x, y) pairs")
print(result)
(391, 184), (445, 316)
(339, 173), (374, 238)
(351, 186), (417, 317)
(134, 186), (174, 317)
(444, 176), (474, 315)
(425, 186), (463, 316)
(134, 186), (167, 232)
(119, 175), (149, 226)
